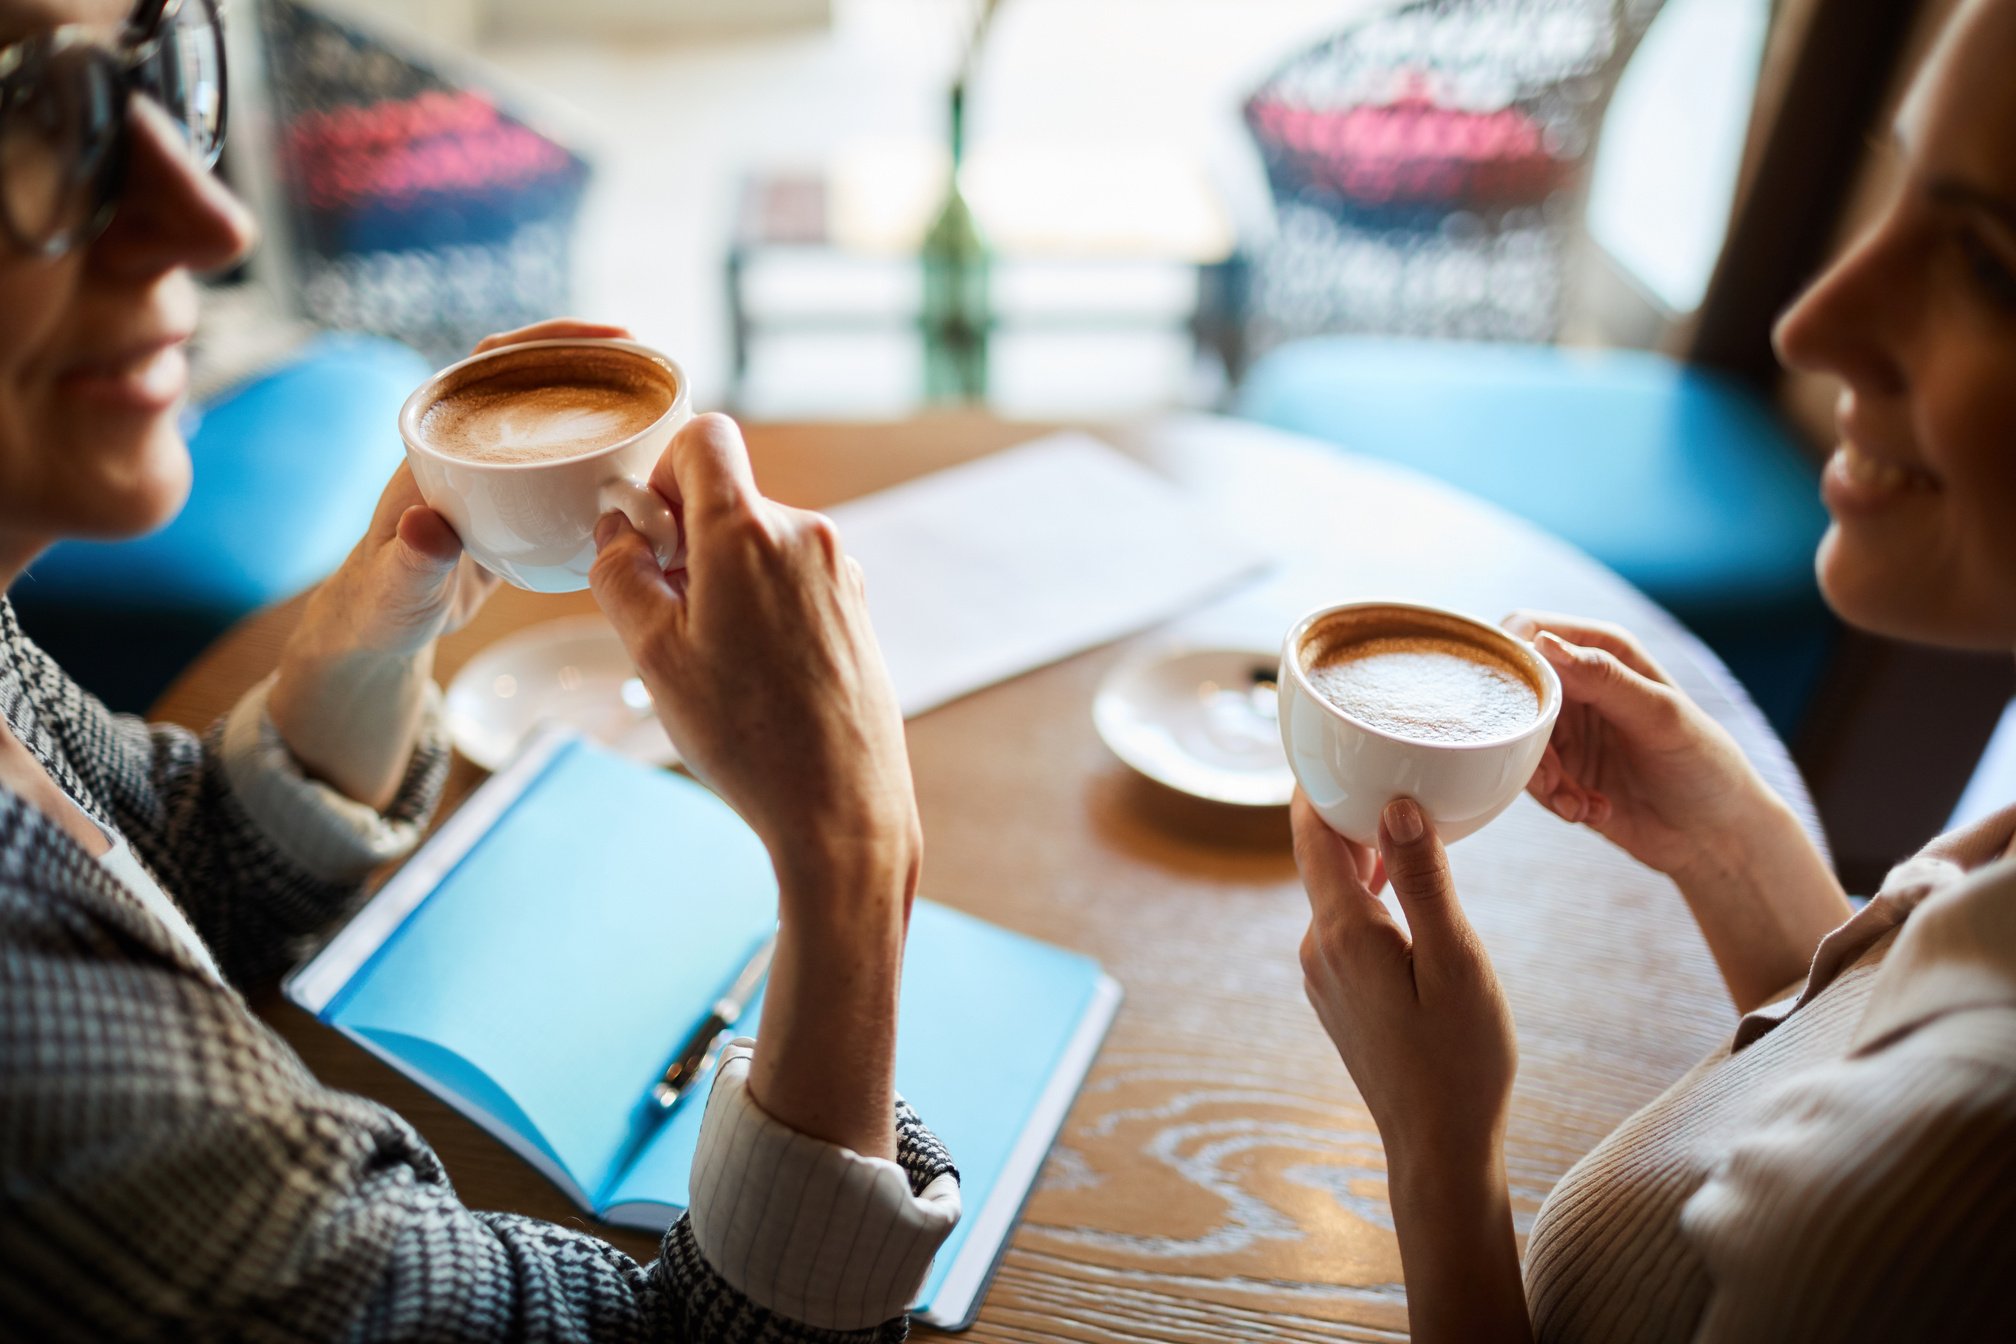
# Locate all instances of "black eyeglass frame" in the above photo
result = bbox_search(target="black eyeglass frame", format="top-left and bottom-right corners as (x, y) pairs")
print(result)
(0, 0), (229, 257)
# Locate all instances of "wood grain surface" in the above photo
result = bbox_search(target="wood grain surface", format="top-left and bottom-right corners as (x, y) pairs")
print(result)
(151, 412), (1820, 1342)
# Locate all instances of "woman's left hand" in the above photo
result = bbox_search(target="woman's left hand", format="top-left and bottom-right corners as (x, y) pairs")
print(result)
(270, 318), (630, 808)
(286, 318), (631, 660)
(285, 463), (497, 661)
(1294, 791), (1517, 1170)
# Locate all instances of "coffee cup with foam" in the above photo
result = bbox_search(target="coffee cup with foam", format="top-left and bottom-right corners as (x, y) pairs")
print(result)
(399, 339), (690, 593)
(1278, 600), (1561, 845)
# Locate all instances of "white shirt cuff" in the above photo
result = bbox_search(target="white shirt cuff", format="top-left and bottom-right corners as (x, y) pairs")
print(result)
(219, 674), (439, 884)
(688, 1042), (961, 1331)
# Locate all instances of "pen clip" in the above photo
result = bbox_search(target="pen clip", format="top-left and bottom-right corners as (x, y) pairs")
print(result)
(651, 1024), (731, 1109)
(645, 930), (777, 1111)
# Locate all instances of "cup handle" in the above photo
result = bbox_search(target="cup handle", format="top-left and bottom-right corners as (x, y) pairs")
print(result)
(598, 478), (686, 573)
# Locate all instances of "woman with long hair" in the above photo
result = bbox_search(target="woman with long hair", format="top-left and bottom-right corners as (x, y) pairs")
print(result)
(1295, 1), (2016, 1337)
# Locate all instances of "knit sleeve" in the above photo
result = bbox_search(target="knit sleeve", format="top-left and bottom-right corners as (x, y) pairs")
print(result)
(0, 926), (960, 1344)
(1680, 1009), (2016, 1342)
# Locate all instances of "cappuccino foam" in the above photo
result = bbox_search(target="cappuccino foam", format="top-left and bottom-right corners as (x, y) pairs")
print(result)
(1307, 634), (1539, 744)
(419, 347), (674, 465)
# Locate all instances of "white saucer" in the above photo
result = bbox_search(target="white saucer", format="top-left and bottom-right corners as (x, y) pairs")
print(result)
(1093, 646), (1294, 807)
(444, 616), (679, 772)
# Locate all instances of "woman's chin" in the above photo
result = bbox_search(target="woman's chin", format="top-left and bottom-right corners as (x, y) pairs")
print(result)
(1817, 525), (2016, 651)
(59, 425), (194, 540)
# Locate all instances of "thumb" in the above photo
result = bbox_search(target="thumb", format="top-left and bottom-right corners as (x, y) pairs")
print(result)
(394, 506), (463, 573)
(1376, 797), (1465, 958)
(590, 511), (680, 640)
(1536, 631), (1680, 738)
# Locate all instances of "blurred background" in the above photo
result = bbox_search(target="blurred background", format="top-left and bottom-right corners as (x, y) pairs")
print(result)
(238, 0), (1766, 417)
(19, 0), (2005, 890)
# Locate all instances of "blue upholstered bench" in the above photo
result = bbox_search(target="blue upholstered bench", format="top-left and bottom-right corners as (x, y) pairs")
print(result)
(1235, 338), (1836, 736)
(13, 333), (431, 712)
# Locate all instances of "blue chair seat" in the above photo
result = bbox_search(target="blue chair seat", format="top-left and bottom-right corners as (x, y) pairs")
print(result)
(1236, 337), (1835, 733)
(14, 333), (430, 711)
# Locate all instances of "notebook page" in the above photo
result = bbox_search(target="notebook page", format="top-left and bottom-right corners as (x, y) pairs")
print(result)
(327, 740), (778, 1194)
(602, 899), (1112, 1321)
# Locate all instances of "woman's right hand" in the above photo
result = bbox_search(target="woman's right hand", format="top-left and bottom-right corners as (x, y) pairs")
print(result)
(590, 413), (920, 904)
(1501, 611), (1780, 879)
(590, 413), (917, 1159)
(1504, 611), (1851, 1011)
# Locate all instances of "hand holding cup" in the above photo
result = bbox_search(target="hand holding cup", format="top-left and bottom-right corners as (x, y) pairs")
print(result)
(588, 413), (919, 895)
(1502, 610), (1793, 877)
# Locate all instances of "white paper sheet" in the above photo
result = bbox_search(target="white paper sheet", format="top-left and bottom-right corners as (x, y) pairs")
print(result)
(827, 433), (1273, 718)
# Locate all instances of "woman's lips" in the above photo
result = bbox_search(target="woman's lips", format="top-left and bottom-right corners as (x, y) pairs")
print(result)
(1822, 442), (1938, 515)
(57, 340), (190, 413)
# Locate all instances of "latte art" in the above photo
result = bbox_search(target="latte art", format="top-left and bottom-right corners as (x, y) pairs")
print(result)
(1306, 634), (1540, 744)
(417, 347), (676, 465)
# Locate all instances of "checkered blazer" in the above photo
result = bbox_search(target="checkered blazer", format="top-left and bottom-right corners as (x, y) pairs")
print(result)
(0, 601), (955, 1342)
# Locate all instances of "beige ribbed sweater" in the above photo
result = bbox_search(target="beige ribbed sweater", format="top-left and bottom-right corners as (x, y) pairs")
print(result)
(1524, 807), (2016, 1341)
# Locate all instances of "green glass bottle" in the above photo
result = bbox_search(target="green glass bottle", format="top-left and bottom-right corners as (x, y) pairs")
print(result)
(921, 83), (990, 403)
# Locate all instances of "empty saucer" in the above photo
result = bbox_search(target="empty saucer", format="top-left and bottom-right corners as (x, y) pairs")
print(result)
(1093, 646), (1295, 807)
(444, 616), (679, 772)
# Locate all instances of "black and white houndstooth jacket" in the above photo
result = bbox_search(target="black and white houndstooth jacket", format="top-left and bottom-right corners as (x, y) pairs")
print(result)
(0, 600), (956, 1342)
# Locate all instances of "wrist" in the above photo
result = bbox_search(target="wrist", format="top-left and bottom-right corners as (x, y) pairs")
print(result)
(771, 818), (921, 929)
(1665, 785), (1849, 1012)
(1385, 1135), (1506, 1206)
(1668, 782), (1799, 890)
(268, 641), (435, 812)
(1385, 1147), (1531, 1344)
(271, 642), (433, 735)
(752, 883), (906, 1160)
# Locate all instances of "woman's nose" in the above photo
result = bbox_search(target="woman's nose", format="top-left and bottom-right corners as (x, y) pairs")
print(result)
(1773, 215), (1911, 400)
(87, 96), (257, 280)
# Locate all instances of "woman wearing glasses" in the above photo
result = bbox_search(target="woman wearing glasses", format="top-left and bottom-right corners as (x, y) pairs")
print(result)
(0, 3), (953, 1341)
(1294, 0), (2016, 1339)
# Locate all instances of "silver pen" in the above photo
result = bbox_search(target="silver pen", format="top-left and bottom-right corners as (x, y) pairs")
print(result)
(607, 930), (776, 1182)
(650, 930), (776, 1109)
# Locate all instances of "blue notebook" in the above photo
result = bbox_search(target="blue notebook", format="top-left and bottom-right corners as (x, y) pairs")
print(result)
(285, 730), (1120, 1331)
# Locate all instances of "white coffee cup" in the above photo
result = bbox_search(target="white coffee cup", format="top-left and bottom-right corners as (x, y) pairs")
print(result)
(399, 338), (689, 593)
(1278, 600), (1561, 846)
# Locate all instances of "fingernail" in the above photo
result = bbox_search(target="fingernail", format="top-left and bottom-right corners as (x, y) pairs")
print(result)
(594, 513), (624, 549)
(1536, 631), (1572, 662)
(1384, 797), (1423, 844)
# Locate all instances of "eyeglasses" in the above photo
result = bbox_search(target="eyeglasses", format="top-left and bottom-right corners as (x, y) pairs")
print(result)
(0, 0), (228, 257)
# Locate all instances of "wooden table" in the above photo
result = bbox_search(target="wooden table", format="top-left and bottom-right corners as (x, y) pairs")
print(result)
(154, 412), (1820, 1342)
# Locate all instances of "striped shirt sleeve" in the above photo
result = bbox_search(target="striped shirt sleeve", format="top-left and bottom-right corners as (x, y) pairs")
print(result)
(1679, 1010), (2016, 1342)
(688, 1042), (962, 1331)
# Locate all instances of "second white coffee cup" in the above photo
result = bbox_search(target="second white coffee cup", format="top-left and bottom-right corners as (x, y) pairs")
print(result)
(1279, 600), (1561, 847)
(399, 338), (689, 594)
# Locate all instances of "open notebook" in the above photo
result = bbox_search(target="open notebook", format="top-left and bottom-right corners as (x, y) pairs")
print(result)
(286, 730), (1121, 1330)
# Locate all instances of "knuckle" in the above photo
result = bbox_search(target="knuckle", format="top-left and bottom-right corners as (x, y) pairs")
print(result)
(1644, 685), (1687, 729)
(687, 410), (742, 443)
(1594, 649), (1632, 688)
(797, 510), (844, 563)
(1389, 846), (1449, 895)
(711, 501), (771, 552)
(590, 531), (651, 586)
(1298, 928), (1325, 979)
(588, 547), (629, 592)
